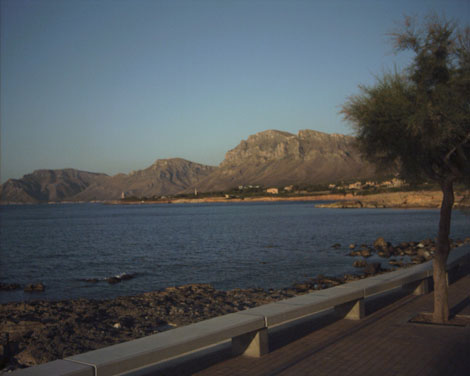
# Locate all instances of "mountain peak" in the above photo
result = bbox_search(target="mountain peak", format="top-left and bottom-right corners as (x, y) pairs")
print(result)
(0, 129), (376, 203)
(195, 128), (374, 191)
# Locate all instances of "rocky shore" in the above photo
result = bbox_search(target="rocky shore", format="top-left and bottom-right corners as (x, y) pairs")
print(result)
(1, 237), (469, 372)
(315, 190), (469, 209)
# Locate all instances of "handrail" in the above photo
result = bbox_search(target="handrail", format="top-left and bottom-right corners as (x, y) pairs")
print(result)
(10, 245), (470, 376)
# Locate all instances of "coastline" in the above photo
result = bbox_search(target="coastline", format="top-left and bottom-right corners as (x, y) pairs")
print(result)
(108, 193), (356, 205)
(315, 190), (469, 209)
(108, 190), (465, 209)
(2, 237), (469, 371)
(3, 190), (468, 209)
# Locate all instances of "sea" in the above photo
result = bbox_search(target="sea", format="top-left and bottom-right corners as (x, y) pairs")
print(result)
(1, 201), (469, 304)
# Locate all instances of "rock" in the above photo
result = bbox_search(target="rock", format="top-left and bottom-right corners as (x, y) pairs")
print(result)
(349, 243), (356, 249)
(412, 256), (425, 264)
(417, 248), (432, 260)
(360, 248), (372, 257)
(389, 259), (403, 267)
(377, 249), (390, 258)
(106, 273), (135, 284)
(363, 262), (382, 275)
(349, 250), (362, 257)
(404, 248), (416, 256)
(24, 283), (45, 292)
(331, 243), (341, 249)
(353, 260), (367, 268)
(107, 277), (121, 284)
(373, 237), (388, 250)
(119, 273), (134, 281)
(0, 283), (21, 291)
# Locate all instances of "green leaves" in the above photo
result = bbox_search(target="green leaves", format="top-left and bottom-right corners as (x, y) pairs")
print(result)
(342, 15), (470, 185)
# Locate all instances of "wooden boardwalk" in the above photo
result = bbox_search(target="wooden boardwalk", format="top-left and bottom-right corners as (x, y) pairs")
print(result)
(194, 275), (470, 376)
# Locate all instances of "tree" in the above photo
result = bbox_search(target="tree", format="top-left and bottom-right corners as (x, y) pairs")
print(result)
(341, 15), (470, 323)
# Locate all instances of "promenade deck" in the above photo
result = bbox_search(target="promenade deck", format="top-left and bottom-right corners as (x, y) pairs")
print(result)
(195, 275), (470, 376)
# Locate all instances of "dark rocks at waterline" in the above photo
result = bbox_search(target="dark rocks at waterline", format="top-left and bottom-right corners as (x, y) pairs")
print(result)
(0, 283), (293, 371)
(81, 273), (136, 284)
(23, 284), (45, 293)
(107, 273), (135, 284)
(349, 237), (470, 271)
(0, 272), (373, 371)
(373, 237), (389, 250)
(84, 278), (99, 283)
(0, 283), (21, 291)
(353, 260), (368, 268)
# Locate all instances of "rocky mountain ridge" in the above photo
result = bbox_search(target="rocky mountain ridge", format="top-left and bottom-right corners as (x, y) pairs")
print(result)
(1, 129), (377, 203)
(0, 169), (108, 203)
(195, 129), (375, 191)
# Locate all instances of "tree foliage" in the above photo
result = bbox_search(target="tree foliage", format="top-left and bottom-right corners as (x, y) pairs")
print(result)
(342, 15), (470, 185)
(341, 15), (470, 323)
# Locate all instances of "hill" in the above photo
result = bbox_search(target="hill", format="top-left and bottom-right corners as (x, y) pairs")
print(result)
(194, 129), (376, 192)
(1, 129), (379, 203)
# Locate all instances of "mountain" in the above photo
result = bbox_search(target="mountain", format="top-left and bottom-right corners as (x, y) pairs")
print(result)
(0, 129), (378, 203)
(0, 159), (216, 203)
(0, 169), (108, 203)
(74, 158), (217, 201)
(194, 129), (376, 192)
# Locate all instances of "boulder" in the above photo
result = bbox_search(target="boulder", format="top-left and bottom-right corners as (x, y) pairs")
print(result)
(353, 260), (367, 268)
(377, 249), (390, 258)
(24, 283), (45, 292)
(360, 248), (372, 257)
(119, 273), (135, 281)
(0, 283), (21, 291)
(373, 237), (388, 250)
(417, 248), (432, 260)
(389, 259), (404, 267)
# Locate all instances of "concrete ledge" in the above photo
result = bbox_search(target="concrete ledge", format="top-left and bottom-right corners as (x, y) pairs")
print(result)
(239, 286), (365, 325)
(65, 313), (264, 376)
(9, 360), (94, 376)
(238, 294), (332, 327)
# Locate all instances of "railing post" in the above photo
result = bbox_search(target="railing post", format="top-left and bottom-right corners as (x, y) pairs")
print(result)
(334, 298), (365, 320)
(232, 328), (269, 357)
(413, 278), (430, 295)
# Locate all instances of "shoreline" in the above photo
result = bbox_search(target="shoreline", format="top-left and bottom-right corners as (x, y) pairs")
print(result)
(2, 237), (469, 371)
(3, 190), (468, 209)
(112, 189), (470, 209)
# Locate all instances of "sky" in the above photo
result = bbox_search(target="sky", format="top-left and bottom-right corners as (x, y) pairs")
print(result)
(1, 0), (469, 183)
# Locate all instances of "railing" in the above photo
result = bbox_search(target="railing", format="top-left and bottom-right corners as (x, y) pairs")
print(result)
(11, 245), (470, 376)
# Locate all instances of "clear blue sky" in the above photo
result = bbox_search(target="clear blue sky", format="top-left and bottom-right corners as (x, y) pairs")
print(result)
(1, 0), (469, 183)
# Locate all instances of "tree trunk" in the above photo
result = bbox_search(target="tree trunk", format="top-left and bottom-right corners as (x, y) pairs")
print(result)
(432, 178), (454, 323)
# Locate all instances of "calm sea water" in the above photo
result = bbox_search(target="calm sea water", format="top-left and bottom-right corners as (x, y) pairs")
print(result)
(1, 201), (469, 303)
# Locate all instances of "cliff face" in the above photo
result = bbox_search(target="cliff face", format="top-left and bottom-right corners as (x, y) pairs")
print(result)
(195, 129), (376, 191)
